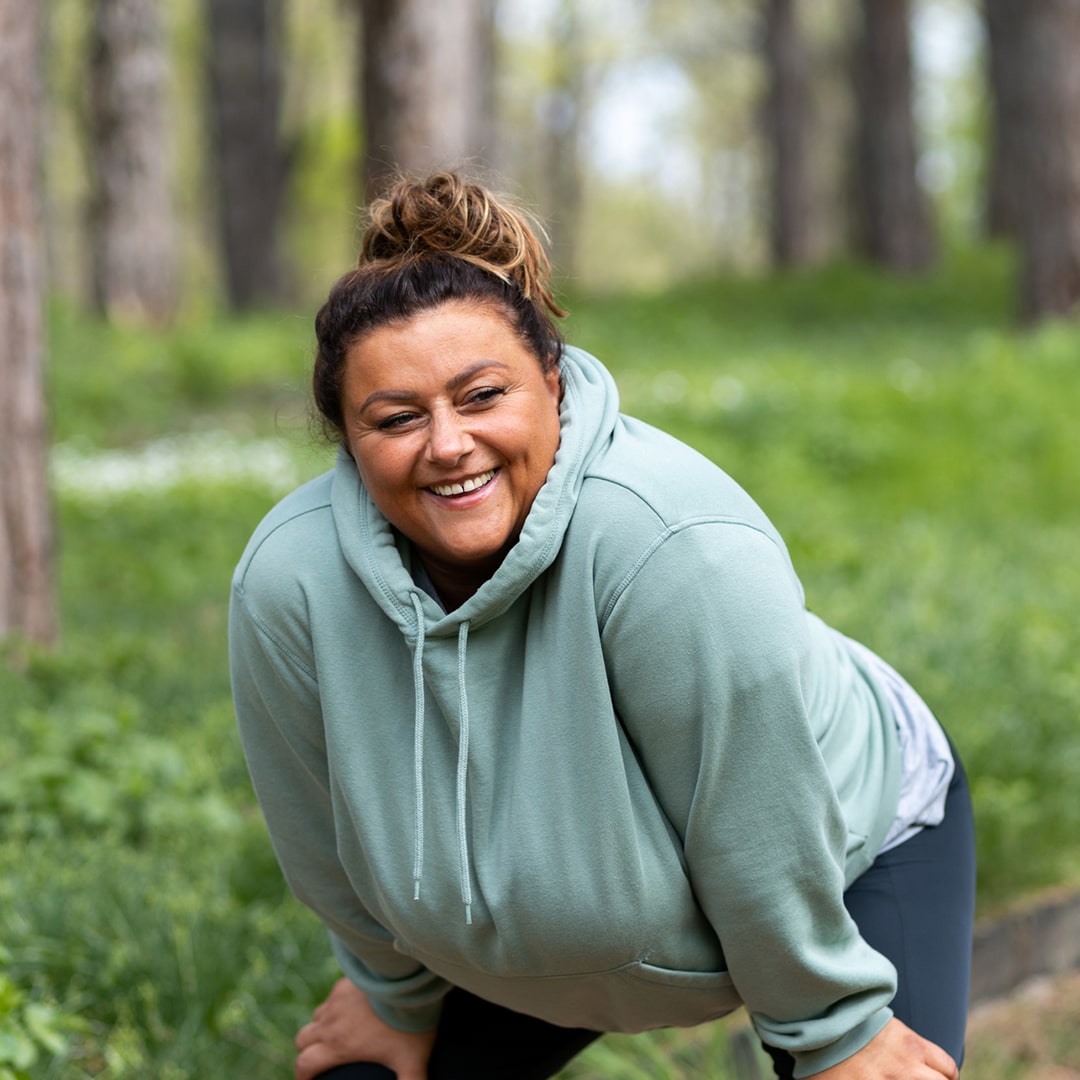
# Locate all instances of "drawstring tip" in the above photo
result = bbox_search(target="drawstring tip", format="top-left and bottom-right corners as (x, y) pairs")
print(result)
(413, 879), (421, 901)
(464, 903), (472, 925)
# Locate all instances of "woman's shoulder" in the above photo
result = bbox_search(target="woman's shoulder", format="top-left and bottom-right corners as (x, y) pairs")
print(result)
(563, 416), (800, 611)
(576, 414), (779, 539)
(232, 469), (338, 594)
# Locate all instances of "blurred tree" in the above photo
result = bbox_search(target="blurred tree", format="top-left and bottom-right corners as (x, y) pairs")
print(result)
(476, 0), (500, 170)
(540, 0), (587, 278)
(357, 0), (496, 198)
(0, 0), (56, 644)
(762, 0), (818, 266)
(982, 0), (1021, 239)
(87, 0), (178, 324)
(851, 0), (936, 271)
(205, 0), (290, 309)
(984, 0), (1080, 322)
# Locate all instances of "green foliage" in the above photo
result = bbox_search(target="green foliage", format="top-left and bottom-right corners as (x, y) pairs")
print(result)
(0, 837), (334, 1079)
(4, 249), (1079, 1075)
(0, 699), (240, 845)
(47, 303), (316, 448)
(0, 953), (82, 1080)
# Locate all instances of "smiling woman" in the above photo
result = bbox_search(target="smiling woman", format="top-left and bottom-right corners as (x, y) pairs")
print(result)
(340, 303), (562, 608)
(229, 172), (975, 1080)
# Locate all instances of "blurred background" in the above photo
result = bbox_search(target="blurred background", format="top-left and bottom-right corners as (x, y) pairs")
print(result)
(3, 1), (1080, 1077)
(22, 0), (1080, 315)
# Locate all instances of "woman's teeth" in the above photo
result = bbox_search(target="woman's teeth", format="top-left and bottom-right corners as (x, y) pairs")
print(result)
(430, 469), (496, 497)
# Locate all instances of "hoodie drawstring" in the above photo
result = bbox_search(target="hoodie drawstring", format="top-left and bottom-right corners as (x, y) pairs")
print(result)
(456, 620), (473, 925)
(409, 593), (426, 903)
(408, 594), (474, 925)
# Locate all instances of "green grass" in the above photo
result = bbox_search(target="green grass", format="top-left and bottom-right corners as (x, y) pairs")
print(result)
(3, 246), (1079, 1076)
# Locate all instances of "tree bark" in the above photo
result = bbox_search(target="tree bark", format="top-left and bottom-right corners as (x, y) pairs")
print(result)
(205, 0), (289, 310)
(540, 0), (586, 279)
(87, 0), (178, 324)
(0, 0), (57, 645)
(358, 0), (493, 198)
(852, 0), (936, 271)
(982, 0), (1023, 239)
(475, 0), (500, 171)
(762, 0), (817, 267)
(985, 0), (1080, 322)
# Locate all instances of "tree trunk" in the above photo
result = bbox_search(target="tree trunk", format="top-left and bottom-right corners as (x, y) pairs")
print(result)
(358, 0), (493, 198)
(985, 0), (1080, 322)
(205, 0), (289, 310)
(0, 0), (56, 645)
(475, 0), (500, 170)
(762, 0), (817, 267)
(982, 0), (1023, 239)
(540, 0), (586, 279)
(87, 0), (178, 324)
(852, 0), (936, 271)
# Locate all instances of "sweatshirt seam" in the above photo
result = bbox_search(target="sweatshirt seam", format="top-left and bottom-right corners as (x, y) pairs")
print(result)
(599, 515), (790, 628)
(234, 500), (332, 592)
(233, 586), (319, 683)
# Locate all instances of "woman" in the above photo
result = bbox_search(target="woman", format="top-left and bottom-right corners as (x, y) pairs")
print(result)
(229, 172), (975, 1079)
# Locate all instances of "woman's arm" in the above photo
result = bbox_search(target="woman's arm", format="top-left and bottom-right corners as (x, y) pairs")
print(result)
(229, 582), (450, 1034)
(601, 521), (900, 1075)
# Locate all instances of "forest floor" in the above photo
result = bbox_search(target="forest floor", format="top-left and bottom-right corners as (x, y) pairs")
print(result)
(964, 971), (1080, 1079)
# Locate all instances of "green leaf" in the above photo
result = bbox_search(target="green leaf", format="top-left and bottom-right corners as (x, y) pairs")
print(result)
(23, 1003), (70, 1056)
(0, 1027), (36, 1069)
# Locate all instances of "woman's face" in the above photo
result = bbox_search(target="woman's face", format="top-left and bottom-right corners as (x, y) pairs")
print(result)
(341, 301), (562, 586)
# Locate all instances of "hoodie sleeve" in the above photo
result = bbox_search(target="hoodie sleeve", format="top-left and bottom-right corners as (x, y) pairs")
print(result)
(229, 581), (450, 1033)
(600, 520), (896, 1078)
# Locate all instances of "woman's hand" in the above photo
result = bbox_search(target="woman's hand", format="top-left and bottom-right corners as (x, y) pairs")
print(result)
(294, 977), (437, 1080)
(810, 1018), (959, 1079)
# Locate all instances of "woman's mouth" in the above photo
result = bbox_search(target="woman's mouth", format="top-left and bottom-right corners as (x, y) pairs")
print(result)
(427, 469), (497, 497)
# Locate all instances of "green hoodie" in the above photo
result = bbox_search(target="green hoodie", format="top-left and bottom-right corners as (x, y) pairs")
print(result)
(230, 346), (902, 1077)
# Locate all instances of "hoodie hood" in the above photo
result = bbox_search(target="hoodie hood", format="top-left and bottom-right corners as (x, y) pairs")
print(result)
(330, 345), (620, 636)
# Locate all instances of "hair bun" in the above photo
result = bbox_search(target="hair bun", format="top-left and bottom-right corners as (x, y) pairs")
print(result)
(359, 172), (565, 318)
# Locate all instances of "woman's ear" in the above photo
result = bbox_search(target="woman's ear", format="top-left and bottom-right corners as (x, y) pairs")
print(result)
(544, 362), (563, 406)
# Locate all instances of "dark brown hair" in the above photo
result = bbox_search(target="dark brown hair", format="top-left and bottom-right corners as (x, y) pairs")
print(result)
(313, 172), (566, 441)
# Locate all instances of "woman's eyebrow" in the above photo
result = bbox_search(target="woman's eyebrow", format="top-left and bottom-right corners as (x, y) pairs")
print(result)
(357, 387), (418, 412)
(446, 360), (510, 390)
(359, 361), (511, 413)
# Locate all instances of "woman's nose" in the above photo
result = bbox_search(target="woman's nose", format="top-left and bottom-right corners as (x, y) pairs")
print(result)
(425, 409), (474, 463)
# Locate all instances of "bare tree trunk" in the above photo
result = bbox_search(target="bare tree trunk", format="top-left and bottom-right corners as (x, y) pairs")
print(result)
(852, 0), (936, 271)
(358, 0), (492, 198)
(985, 1), (1080, 322)
(0, 0), (56, 645)
(87, 0), (178, 324)
(475, 0), (500, 170)
(541, 0), (586, 279)
(762, 0), (817, 267)
(205, 0), (289, 310)
(982, 0), (1023, 239)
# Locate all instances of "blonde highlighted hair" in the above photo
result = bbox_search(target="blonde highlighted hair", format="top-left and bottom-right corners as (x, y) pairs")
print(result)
(360, 171), (566, 320)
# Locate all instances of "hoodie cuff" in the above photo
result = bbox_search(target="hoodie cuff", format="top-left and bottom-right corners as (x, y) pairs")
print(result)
(368, 994), (444, 1034)
(789, 1008), (893, 1078)
(330, 932), (448, 1033)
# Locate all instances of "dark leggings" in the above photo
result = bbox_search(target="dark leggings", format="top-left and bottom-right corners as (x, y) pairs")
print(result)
(762, 750), (976, 1077)
(319, 755), (975, 1079)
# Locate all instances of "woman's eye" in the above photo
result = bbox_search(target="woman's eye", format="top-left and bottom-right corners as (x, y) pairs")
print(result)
(377, 412), (419, 431)
(466, 387), (505, 406)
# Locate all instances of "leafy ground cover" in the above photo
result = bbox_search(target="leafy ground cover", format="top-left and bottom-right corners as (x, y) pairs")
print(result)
(3, 247), (1079, 1076)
